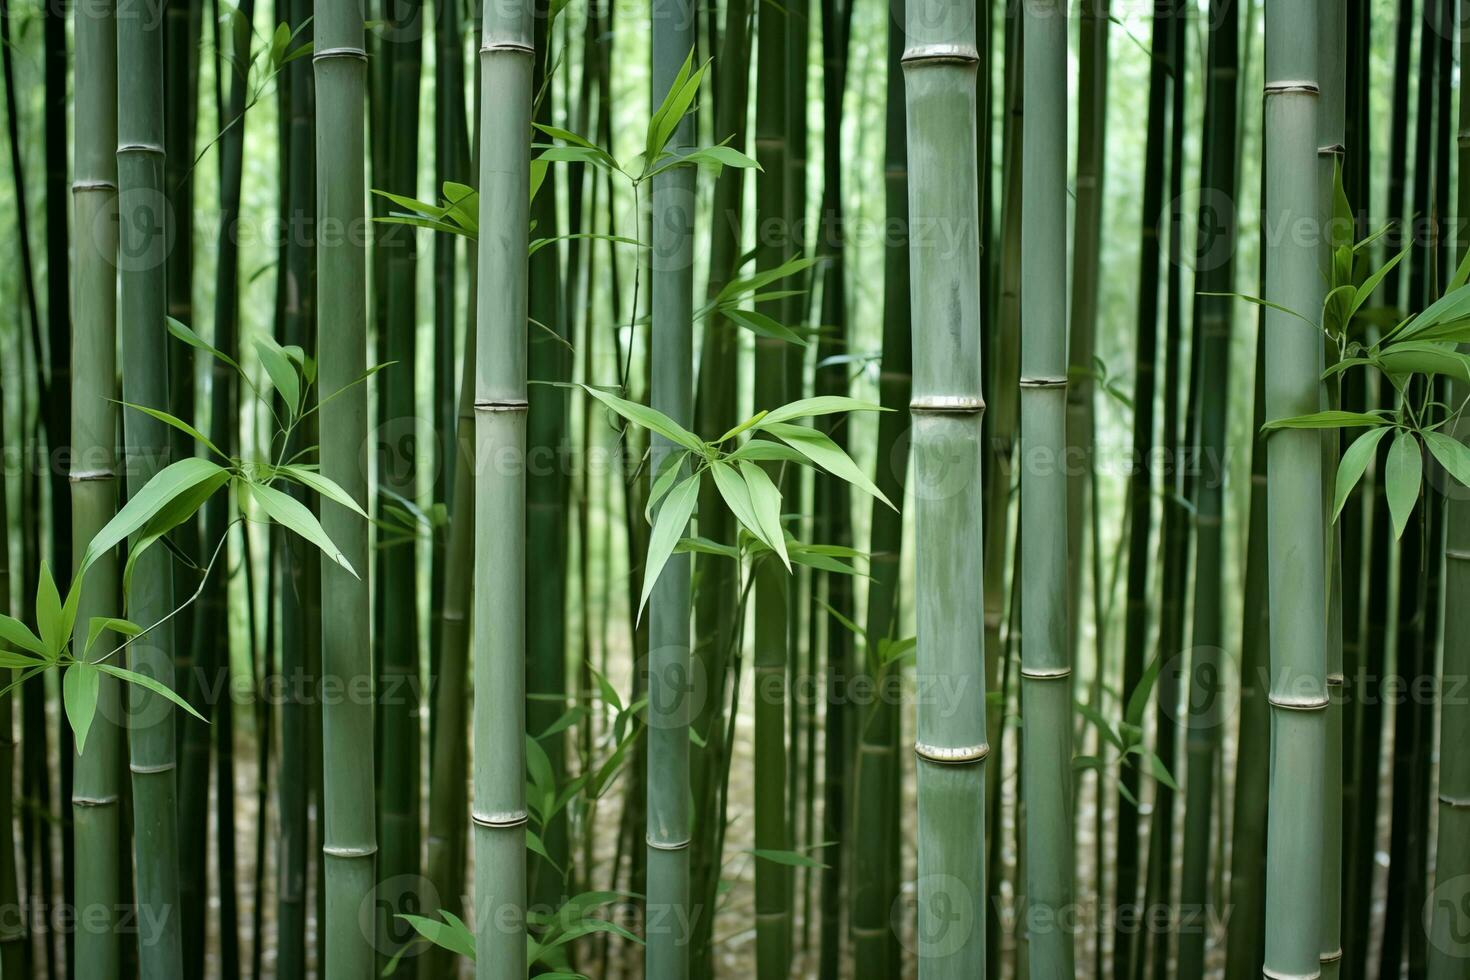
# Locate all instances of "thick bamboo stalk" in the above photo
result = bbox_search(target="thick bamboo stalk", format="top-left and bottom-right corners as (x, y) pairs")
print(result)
(850, 16), (909, 974)
(1018, 2), (1072, 976)
(1263, 1), (1328, 974)
(1176, 1), (1239, 976)
(1427, 5), (1470, 975)
(473, 0), (532, 972)
(646, 1), (695, 974)
(903, 0), (988, 971)
(754, 0), (792, 968)
(70, 0), (121, 971)
(115, 0), (185, 972)
(313, 0), (377, 972)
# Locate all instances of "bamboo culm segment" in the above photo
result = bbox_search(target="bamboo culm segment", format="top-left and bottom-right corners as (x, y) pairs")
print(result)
(313, 5), (377, 974)
(71, 0), (122, 974)
(116, 0), (185, 971)
(474, 7), (532, 976)
(1263, 1), (1329, 975)
(903, 0), (988, 971)
(647, 0), (695, 975)
(1019, 1), (1074, 975)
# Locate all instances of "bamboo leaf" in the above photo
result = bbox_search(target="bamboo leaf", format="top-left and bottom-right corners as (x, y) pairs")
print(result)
(722, 308), (809, 346)
(0, 614), (46, 658)
(1333, 426), (1391, 520)
(397, 912), (476, 961)
(96, 664), (207, 723)
(710, 462), (766, 549)
(763, 421), (895, 509)
(716, 411), (768, 443)
(243, 480), (358, 577)
(116, 400), (228, 459)
(1351, 245), (1410, 319)
(63, 662), (100, 754)
(748, 848), (829, 870)
(35, 562), (64, 657)
(576, 384), (706, 453)
(121, 470), (233, 595)
(637, 475), (701, 618)
(737, 461), (790, 569)
(1385, 430), (1422, 540)
(84, 617), (142, 656)
(754, 396), (887, 428)
(644, 451), (690, 525)
(166, 316), (241, 371)
(726, 440), (808, 466)
(1373, 341), (1470, 384)
(1422, 430), (1470, 487)
(82, 457), (231, 576)
(1261, 410), (1386, 432)
(276, 464), (369, 518)
(254, 336), (302, 412)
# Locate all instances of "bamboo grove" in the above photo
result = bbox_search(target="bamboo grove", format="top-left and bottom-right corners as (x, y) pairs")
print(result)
(0, 0), (1470, 976)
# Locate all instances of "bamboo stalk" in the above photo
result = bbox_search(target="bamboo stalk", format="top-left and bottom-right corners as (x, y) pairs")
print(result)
(1018, 1), (1073, 975)
(1176, 1), (1239, 976)
(473, 0), (532, 971)
(0, 279), (22, 980)
(70, 0), (121, 970)
(1262, 1), (1328, 974)
(902, 0), (988, 970)
(115, 0), (185, 971)
(313, 0), (377, 970)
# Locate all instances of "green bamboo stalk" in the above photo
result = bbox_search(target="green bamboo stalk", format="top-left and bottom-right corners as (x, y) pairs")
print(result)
(0, 290), (23, 980)
(813, 0), (853, 971)
(1223, 319), (1268, 980)
(690, 0), (752, 969)
(1317, 1), (1345, 977)
(1065, 0), (1108, 671)
(903, 0), (988, 971)
(69, 0), (121, 971)
(115, 0), (185, 972)
(646, 5), (696, 977)
(849, 16), (909, 974)
(473, 0), (532, 971)
(1114, 9), (1170, 967)
(754, 0), (793, 967)
(1262, 1), (1328, 975)
(375, 0), (424, 968)
(1427, 5), (1470, 973)
(1017, 1), (1072, 974)
(313, 0), (377, 972)
(1176, 1), (1238, 976)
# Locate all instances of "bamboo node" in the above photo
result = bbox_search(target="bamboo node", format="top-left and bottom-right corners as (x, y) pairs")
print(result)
(312, 45), (368, 62)
(1262, 968), (1321, 980)
(129, 761), (177, 775)
(117, 142), (166, 156)
(1267, 692), (1329, 711)
(69, 469), (115, 483)
(914, 740), (989, 764)
(1445, 548), (1470, 563)
(1319, 948), (1343, 963)
(1326, 672), (1345, 687)
(322, 844), (378, 858)
(909, 395), (985, 415)
(1021, 665), (1072, 680)
(1317, 143), (1346, 158)
(1441, 794), (1470, 809)
(474, 398), (530, 412)
(646, 835), (692, 851)
(1263, 81), (1320, 96)
(71, 794), (119, 807)
(71, 179), (117, 193)
(900, 43), (980, 66)
(1019, 377), (1068, 389)
(481, 41), (535, 55)
(472, 808), (529, 828)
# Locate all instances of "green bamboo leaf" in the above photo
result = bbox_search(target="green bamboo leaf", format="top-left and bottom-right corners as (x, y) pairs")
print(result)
(96, 664), (207, 723)
(1333, 426), (1392, 520)
(0, 651), (46, 670)
(577, 384), (706, 453)
(1422, 430), (1470, 487)
(726, 440), (808, 466)
(644, 451), (690, 525)
(0, 614), (46, 658)
(1145, 750), (1179, 790)
(83, 457), (230, 576)
(1385, 430), (1422, 540)
(397, 912), (476, 961)
(755, 396), (887, 427)
(116, 400), (227, 459)
(276, 464), (369, 518)
(1373, 341), (1470, 384)
(36, 561), (64, 657)
(63, 662), (99, 754)
(748, 848), (829, 870)
(121, 469), (232, 596)
(255, 336), (302, 412)
(243, 480), (358, 577)
(84, 617), (142, 656)
(1351, 245), (1409, 319)
(763, 422), (895, 509)
(737, 461), (789, 569)
(713, 255), (818, 307)
(637, 475), (701, 618)
(717, 411), (768, 443)
(1261, 410), (1386, 432)
(722, 308), (809, 346)
(1197, 291), (1314, 327)
(709, 461), (767, 550)
(166, 316), (241, 371)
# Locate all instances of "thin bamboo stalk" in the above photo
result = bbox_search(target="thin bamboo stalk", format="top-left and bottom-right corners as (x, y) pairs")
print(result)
(1018, 1), (1073, 975)
(646, 2), (695, 976)
(903, 0), (988, 971)
(115, 0), (185, 971)
(313, 0), (377, 970)
(1263, 1), (1328, 975)
(69, 0), (121, 971)
(0, 291), (22, 980)
(1176, 1), (1239, 976)
(473, 0), (532, 971)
